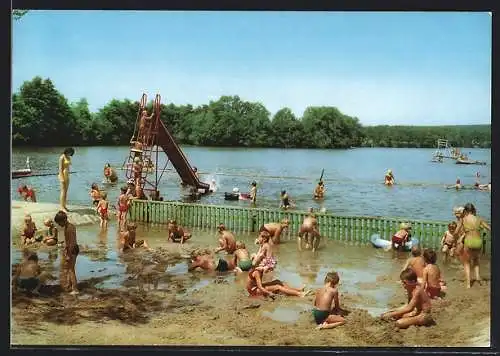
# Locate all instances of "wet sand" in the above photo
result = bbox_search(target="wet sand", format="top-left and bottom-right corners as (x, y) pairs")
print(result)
(11, 240), (490, 347)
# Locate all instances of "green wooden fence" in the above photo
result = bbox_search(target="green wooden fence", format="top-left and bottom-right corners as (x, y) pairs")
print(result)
(129, 200), (491, 254)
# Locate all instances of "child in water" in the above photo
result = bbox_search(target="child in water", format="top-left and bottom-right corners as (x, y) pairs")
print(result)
(18, 185), (37, 202)
(233, 241), (253, 272)
(20, 214), (37, 245)
(280, 190), (291, 209)
(117, 186), (130, 231)
(313, 180), (325, 199)
(96, 191), (109, 229)
(380, 268), (434, 329)
(441, 222), (457, 262)
(120, 223), (149, 251)
(392, 223), (411, 251)
(250, 181), (257, 204)
(89, 183), (102, 206)
(422, 249), (446, 299)
(313, 271), (346, 330)
(167, 220), (192, 244)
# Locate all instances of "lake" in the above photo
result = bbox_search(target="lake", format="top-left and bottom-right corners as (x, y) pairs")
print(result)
(11, 146), (491, 221)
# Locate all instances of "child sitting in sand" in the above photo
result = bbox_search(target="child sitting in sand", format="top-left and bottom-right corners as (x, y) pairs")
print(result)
(96, 191), (109, 229)
(422, 249), (446, 299)
(120, 223), (149, 252)
(441, 222), (457, 262)
(233, 241), (252, 272)
(18, 185), (37, 202)
(89, 183), (102, 206)
(167, 219), (192, 244)
(41, 218), (58, 246)
(246, 267), (310, 298)
(20, 214), (37, 245)
(392, 223), (411, 251)
(252, 231), (277, 273)
(12, 251), (50, 295)
(313, 271), (346, 330)
(402, 246), (426, 284)
(380, 268), (434, 329)
(188, 249), (235, 272)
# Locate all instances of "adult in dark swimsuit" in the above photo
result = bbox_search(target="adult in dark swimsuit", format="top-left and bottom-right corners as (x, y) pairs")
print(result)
(54, 210), (80, 295)
(455, 203), (490, 289)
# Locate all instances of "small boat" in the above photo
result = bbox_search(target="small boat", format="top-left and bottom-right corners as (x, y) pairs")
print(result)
(370, 233), (419, 252)
(456, 158), (486, 165)
(12, 157), (32, 179)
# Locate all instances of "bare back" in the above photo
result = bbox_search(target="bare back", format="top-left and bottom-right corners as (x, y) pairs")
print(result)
(222, 231), (236, 252)
(409, 256), (426, 278)
(314, 286), (338, 311)
(411, 285), (432, 313)
(423, 264), (441, 288)
(235, 248), (250, 262)
(18, 261), (41, 278)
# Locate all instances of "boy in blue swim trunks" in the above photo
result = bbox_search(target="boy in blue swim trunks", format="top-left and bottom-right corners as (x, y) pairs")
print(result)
(233, 241), (252, 272)
(312, 271), (346, 330)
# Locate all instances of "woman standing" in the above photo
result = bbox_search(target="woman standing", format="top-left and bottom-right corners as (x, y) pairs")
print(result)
(54, 210), (79, 295)
(58, 147), (75, 212)
(455, 203), (490, 289)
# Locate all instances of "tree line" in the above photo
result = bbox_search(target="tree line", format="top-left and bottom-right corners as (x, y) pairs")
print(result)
(12, 77), (491, 149)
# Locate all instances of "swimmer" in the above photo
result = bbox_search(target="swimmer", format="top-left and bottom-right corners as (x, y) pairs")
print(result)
(313, 180), (325, 199)
(252, 231), (277, 273)
(188, 249), (235, 272)
(167, 219), (192, 244)
(313, 271), (346, 330)
(402, 246), (426, 285)
(17, 184), (37, 202)
(89, 183), (102, 207)
(391, 223), (411, 251)
(440, 222), (457, 262)
(384, 169), (395, 185)
(380, 268), (434, 329)
(103, 163), (118, 183)
(280, 190), (291, 209)
(20, 214), (37, 245)
(12, 251), (50, 295)
(96, 191), (109, 229)
(120, 222), (149, 251)
(298, 210), (321, 251)
(246, 267), (308, 298)
(447, 177), (462, 190)
(258, 219), (290, 244)
(214, 224), (237, 254)
(233, 241), (252, 273)
(422, 249), (446, 299)
(41, 218), (58, 246)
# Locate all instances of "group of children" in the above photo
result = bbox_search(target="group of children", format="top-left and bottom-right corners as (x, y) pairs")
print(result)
(20, 214), (58, 247)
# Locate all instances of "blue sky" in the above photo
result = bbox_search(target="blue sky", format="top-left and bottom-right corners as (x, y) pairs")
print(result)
(12, 11), (491, 125)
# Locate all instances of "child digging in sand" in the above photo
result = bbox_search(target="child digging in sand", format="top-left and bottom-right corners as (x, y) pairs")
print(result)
(233, 241), (252, 272)
(20, 214), (37, 245)
(402, 246), (426, 284)
(313, 271), (346, 330)
(422, 249), (446, 299)
(12, 251), (51, 295)
(41, 218), (58, 246)
(380, 268), (434, 329)
(120, 223), (150, 252)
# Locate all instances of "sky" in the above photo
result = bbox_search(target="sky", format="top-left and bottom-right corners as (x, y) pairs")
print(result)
(12, 11), (492, 126)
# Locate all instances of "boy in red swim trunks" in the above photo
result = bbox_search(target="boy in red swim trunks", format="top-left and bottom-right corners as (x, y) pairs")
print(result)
(313, 271), (346, 330)
(392, 222), (411, 251)
(422, 249), (446, 299)
(381, 268), (434, 329)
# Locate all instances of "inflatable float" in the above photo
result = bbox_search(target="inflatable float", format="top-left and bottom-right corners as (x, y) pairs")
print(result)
(370, 233), (419, 252)
(224, 192), (251, 201)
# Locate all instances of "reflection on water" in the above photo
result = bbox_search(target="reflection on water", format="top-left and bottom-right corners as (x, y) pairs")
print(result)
(11, 147), (491, 221)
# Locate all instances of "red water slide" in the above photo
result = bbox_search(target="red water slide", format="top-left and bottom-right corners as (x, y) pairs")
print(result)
(156, 119), (210, 192)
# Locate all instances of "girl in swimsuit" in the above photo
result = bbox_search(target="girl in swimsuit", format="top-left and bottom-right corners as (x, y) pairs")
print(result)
(54, 210), (79, 295)
(440, 222), (457, 262)
(246, 268), (307, 298)
(117, 186), (129, 231)
(456, 203), (490, 289)
(58, 147), (75, 212)
(18, 185), (37, 202)
(252, 231), (277, 273)
(96, 192), (109, 229)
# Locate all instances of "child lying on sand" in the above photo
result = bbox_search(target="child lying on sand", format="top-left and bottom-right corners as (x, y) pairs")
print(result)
(380, 268), (434, 329)
(188, 249), (235, 272)
(313, 271), (346, 330)
(246, 267), (310, 299)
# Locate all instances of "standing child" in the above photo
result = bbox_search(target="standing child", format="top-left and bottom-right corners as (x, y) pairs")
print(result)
(133, 157), (143, 187)
(117, 186), (129, 231)
(233, 241), (252, 272)
(20, 214), (37, 245)
(380, 268), (434, 329)
(250, 181), (257, 204)
(422, 249), (446, 299)
(280, 190), (291, 209)
(96, 192), (109, 229)
(252, 231), (277, 273)
(313, 271), (346, 330)
(441, 222), (457, 262)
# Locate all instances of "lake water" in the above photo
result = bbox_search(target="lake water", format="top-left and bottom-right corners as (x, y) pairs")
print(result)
(11, 146), (491, 221)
